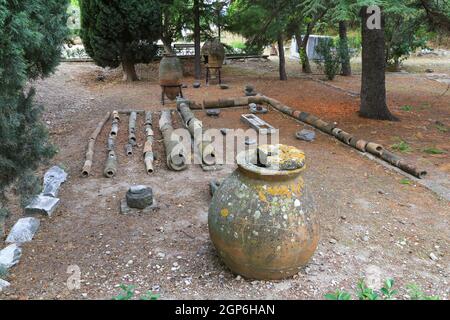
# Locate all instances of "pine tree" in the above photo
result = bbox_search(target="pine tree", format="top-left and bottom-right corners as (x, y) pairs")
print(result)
(0, 0), (69, 214)
(79, 0), (161, 81)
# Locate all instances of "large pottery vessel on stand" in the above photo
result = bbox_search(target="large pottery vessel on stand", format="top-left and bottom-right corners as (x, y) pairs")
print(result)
(201, 38), (225, 68)
(208, 145), (319, 280)
(159, 53), (183, 100)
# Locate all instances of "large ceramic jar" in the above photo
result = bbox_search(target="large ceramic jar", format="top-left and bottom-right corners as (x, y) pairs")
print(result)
(208, 145), (319, 280)
(201, 38), (225, 68)
(159, 53), (183, 100)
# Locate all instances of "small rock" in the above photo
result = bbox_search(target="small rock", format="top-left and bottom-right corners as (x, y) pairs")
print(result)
(429, 253), (438, 261)
(0, 244), (22, 269)
(0, 279), (10, 292)
(295, 130), (316, 142)
(193, 82), (201, 89)
(6, 217), (40, 244)
(157, 252), (165, 259)
(235, 275), (242, 281)
(25, 195), (60, 217)
(362, 235), (369, 242)
(249, 103), (268, 114)
(219, 84), (229, 90)
(329, 239), (337, 244)
(425, 69), (434, 73)
(206, 109), (221, 117)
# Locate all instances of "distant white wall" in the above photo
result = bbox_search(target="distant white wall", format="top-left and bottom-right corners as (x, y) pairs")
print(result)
(290, 35), (333, 60)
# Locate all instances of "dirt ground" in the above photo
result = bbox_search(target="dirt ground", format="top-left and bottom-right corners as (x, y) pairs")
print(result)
(1, 58), (449, 300)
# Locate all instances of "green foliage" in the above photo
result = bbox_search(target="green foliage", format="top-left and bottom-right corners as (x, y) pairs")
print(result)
(325, 278), (439, 300)
(315, 38), (341, 80)
(407, 284), (440, 300)
(401, 105), (413, 111)
(380, 279), (398, 300)
(435, 124), (448, 133)
(391, 139), (413, 153)
(356, 279), (380, 300)
(80, 0), (161, 68)
(324, 290), (352, 300)
(0, 0), (67, 208)
(423, 147), (446, 155)
(400, 178), (413, 185)
(113, 284), (160, 300)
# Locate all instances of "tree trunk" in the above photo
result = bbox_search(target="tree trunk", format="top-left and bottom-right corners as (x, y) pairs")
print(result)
(299, 25), (312, 74)
(122, 58), (138, 82)
(162, 38), (174, 54)
(360, 7), (397, 121)
(339, 21), (352, 76)
(277, 33), (287, 81)
(193, 0), (201, 80)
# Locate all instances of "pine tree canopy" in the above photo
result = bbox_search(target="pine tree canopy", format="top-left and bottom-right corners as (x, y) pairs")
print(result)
(0, 0), (69, 207)
(80, 0), (162, 69)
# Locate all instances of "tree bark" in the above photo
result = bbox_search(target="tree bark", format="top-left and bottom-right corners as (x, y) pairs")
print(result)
(297, 24), (312, 74)
(193, 0), (201, 80)
(360, 7), (397, 121)
(277, 33), (287, 81)
(339, 21), (352, 76)
(122, 58), (138, 82)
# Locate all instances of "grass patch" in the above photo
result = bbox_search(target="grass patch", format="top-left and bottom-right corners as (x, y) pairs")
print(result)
(400, 105), (413, 112)
(112, 284), (160, 300)
(325, 278), (440, 300)
(391, 139), (413, 153)
(400, 178), (412, 185)
(423, 147), (446, 155)
(435, 124), (448, 133)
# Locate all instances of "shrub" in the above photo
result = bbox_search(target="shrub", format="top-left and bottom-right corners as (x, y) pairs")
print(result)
(314, 38), (341, 80)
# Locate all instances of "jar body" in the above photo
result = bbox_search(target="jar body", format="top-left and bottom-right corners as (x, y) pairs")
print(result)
(159, 54), (183, 100)
(208, 167), (319, 280)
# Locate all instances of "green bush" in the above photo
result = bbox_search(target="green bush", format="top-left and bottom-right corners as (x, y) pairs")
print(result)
(315, 38), (341, 80)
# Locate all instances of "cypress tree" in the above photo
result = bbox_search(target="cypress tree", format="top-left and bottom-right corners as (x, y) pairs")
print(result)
(0, 0), (69, 216)
(80, 0), (162, 81)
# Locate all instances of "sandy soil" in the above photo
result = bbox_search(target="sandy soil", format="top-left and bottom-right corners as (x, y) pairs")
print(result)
(0, 60), (449, 300)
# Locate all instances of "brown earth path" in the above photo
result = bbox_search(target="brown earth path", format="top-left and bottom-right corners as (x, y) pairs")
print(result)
(0, 61), (448, 300)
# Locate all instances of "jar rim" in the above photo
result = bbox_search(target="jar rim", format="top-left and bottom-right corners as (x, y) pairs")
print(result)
(236, 145), (306, 177)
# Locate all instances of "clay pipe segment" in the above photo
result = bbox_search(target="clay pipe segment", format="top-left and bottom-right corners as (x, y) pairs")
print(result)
(104, 151), (118, 178)
(128, 112), (137, 146)
(82, 111), (111, 177)
(366, 142), (384, 157)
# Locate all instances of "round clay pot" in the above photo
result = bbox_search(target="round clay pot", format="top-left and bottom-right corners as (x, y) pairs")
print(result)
(159, 54), (183, 100)
(201, 39), (225, 68)
(208, 145), (319, 280)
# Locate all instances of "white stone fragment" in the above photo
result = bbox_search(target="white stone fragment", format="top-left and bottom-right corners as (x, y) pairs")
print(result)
(0, 279), (11, 292)
(43, 166), (68, 198)
(6, 217), (40, 244)
(0, 244), (22, 269)
(25, 194), (60, 216)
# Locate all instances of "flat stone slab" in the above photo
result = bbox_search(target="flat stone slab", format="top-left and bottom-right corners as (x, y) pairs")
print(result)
(120, 199), (159, 215)
(0, 279), (10, 292)
(43, 166), (67, 198)
(25, 194), (60, 217)
(0, 244), (22, 269)
(6, 217), (40, 244)
(296, 129), (316, 142)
